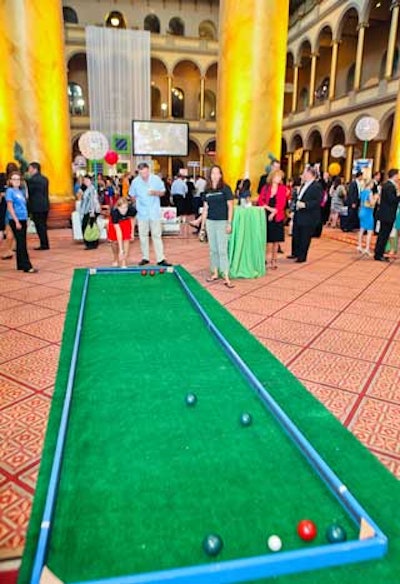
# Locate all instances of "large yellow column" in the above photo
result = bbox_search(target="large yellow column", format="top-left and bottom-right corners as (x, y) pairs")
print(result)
(0, 1), (16, 169)
(329, 40), (339, 100)
(309, 53), (318, 107)
(389, 86), (400, 168)
(354, 23), (367, 91)
(292, 64), (300, 112)
(3, 0), (72, 217)
(385, 2), (400, 79)
(216, 0), (289, 189)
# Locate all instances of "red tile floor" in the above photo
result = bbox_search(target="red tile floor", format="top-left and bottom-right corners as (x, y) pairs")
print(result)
(1, 224), (399, 577)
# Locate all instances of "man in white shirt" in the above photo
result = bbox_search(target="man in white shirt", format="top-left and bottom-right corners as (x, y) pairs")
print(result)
(129, 163), (171, 266)
(171, 174), (188, 218)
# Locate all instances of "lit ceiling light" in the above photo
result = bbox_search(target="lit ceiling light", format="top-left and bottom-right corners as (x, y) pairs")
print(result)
(375, 2), (381, 7)
(110, 16), (120, 27)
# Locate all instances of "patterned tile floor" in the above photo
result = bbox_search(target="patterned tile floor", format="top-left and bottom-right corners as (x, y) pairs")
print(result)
(1, 224), (399, 577)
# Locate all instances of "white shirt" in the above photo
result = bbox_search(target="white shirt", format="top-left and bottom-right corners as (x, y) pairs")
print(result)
(297, 180), (314, 201)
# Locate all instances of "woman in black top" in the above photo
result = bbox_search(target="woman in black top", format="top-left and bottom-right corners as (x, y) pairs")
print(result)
(200, 165), (234, 288)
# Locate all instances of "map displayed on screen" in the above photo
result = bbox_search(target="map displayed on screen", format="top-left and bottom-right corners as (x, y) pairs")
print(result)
(132, 121), (189, 156)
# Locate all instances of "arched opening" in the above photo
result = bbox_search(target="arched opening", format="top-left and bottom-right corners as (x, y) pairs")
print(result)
(181, 139), (201, 172)
(291, 134), (304, 176)
(63, 6), (78, 24)
(315, 26), (332, 103)
(151, 86), (162, 118)
(380, 47), (399, 79)
(169, 17), (185, 36)
(151, 58), (168, 118)
(72, 133), (84, 162)
(105, 11), (126, 29)
(67, 53), (88, 115)
(172, 60), (201, 120)
(284, 52), (294, 115)
(346, 63), (356, 93)
(325, 123), (347, 170)
(68, 82), (85, 115)
(144, 14), (160, 34)
(299, 87), (309, 111)
(296, 39), (312, 111)
(205, 63), (218, 120)
(325, 124), (346, 148)
(336, 7), (359, 97)
(171, 87), (184, 119)
(204, 138), (216, 169)
(199, 20), (216, 40)
(203, 89), (216, 120)
(362, 0), (392, 87)
(307, 130), (323, 165)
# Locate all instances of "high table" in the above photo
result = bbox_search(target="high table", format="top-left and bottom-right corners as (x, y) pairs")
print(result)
(229, 205), (266, 278)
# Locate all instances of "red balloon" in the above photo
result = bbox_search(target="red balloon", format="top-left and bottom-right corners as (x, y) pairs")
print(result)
(104, 150), (119, 165)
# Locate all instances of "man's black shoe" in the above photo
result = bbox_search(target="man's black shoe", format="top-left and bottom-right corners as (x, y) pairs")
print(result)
(34, 246), (49, 250)
(295, 258), (306, 263)
(374, 257), (390, 262)
(139, 259), (149, 266)
(157, 260), (172, 267)
(286, 255), (297, 259)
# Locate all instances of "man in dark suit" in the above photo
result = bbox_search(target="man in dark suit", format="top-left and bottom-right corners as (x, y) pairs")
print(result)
(374, 168), (399, 262)
(287, 166), (322, 263)
(342, 171), (362, 231)
(27, 162), (50, 250)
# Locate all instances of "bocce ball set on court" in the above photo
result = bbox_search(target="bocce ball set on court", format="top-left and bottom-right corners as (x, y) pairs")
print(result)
(141, 268), (165, 276)
(185, 393), (347, 557)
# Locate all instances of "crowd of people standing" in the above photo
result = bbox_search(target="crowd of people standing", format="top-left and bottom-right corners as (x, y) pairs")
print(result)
(2, 156), (400, 281)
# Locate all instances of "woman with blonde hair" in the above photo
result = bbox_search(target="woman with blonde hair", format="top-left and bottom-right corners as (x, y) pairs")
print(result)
(358, 178), (378, 256)
(258, 169), (287, 269)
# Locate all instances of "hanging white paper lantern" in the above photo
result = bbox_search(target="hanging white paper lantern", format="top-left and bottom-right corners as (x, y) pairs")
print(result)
(78, 131), (109, 160)
(355, 117), (380, 142)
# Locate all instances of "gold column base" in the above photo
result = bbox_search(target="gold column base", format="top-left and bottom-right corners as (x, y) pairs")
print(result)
(48, 201), (75, 229)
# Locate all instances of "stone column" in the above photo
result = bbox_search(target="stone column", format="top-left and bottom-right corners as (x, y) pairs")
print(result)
(329, 40), (339, 100)
(2, 0), (72, 224)
(167, 76), (173, 118)
(287, 152), (293, 179)
(345, 145), (354, 182)
(309, 53), (318, 107)
(354, 23), (368, 91)
(385, 1), (400, 79)
(322, 148), (329, 173)
(374, 141), (383, 172)
(292, 64), (300, 112)
(216, 0), (290, 189)
(200, 76), (206, 119)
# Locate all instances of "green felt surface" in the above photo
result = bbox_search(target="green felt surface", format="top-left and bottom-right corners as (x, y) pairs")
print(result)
(19, 268), (400, 584)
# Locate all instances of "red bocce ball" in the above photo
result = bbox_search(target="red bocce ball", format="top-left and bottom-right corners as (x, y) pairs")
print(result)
(297, 520), (317, 542)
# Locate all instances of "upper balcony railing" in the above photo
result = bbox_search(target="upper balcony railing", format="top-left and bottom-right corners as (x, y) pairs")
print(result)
(64, 24), (218, 55)
(283, 76), (399, 129)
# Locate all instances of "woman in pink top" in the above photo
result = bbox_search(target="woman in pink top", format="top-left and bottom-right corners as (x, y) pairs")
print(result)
(258, 169), (287, 269)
